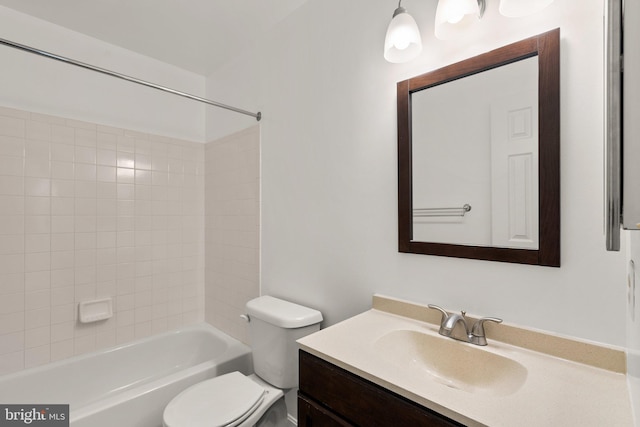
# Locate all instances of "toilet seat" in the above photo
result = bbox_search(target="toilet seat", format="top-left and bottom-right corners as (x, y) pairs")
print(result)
(163, 372), (266, 427)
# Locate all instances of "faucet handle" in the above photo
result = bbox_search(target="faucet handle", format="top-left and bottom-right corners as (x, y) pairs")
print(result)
(470, 317), (502, 346)
(427, 304), (449, 325)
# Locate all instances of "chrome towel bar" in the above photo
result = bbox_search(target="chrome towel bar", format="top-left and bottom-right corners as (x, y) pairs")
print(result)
(413, 204), (471, 218)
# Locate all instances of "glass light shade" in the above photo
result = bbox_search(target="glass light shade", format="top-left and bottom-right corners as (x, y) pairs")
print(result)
(384, 7), (423, 64)
(434, 0), (481, 40)
(499, 0), (555, 17)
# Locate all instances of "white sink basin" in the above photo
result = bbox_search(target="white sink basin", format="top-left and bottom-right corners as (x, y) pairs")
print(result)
(374, 329), (527, 396)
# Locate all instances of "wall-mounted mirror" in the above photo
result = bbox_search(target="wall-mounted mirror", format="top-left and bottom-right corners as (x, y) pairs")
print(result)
(397, 29), (560, 266)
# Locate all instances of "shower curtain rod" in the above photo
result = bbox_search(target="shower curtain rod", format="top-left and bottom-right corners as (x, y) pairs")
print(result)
(0, 37), (262, 121)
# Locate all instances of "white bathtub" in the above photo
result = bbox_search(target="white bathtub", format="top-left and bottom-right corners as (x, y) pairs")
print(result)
(0, 323), (253, 427)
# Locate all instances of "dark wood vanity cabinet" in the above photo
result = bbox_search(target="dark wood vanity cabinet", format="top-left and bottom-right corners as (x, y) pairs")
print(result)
(298, 350), (466, 427)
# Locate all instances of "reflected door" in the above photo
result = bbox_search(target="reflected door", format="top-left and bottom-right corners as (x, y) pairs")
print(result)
(490, 91), (539, 249)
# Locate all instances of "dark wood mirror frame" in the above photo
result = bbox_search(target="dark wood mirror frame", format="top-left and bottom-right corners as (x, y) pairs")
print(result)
(397, 29), (560, 266)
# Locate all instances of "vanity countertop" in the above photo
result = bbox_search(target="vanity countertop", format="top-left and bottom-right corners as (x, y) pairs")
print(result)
(297, 295), (633, 427)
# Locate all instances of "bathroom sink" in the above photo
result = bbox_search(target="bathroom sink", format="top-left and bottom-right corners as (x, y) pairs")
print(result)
(373, 330), (527, 396)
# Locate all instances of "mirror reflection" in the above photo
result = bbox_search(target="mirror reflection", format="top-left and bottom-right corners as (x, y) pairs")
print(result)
(397, 29), (560, 266)
(411, 57), (539, 249)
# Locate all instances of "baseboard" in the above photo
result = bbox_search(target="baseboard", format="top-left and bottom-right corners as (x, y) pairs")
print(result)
(287, 413), (297, 426)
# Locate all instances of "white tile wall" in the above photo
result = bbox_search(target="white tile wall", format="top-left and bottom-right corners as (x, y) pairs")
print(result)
(0, 106), (205, 375)
(205, 125), (260, 344)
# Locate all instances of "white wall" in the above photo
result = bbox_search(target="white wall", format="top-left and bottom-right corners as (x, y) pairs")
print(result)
(206, 0), (628, 346)
(627, 232), (640, 424)
(623, 0), (640, 421)
(0, 6), (206, 142)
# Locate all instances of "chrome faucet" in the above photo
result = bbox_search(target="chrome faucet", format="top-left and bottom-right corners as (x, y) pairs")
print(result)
(439, 308), (469, 339)
(428, 304), (502, 346)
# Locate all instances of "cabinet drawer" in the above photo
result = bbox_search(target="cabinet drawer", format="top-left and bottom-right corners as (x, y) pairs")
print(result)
(299, 350), (465, 427)
(298, 394), (353, 427)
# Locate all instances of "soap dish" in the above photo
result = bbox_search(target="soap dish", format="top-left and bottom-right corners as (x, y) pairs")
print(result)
(78, 298), (113, 323)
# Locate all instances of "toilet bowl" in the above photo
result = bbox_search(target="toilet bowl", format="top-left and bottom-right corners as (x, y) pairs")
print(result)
(162, 296), (322, 427)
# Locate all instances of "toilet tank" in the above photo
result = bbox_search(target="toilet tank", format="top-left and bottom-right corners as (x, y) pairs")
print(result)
(246, 296), (322, 389)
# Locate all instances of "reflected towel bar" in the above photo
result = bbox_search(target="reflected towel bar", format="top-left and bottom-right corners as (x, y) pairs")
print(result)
(413, 204), (472, 217)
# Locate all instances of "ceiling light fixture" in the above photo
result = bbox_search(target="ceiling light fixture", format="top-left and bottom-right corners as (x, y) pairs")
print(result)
(435, 0), (485, 40)
(383, 1), (423, 63)
(384, 0), (555, 63)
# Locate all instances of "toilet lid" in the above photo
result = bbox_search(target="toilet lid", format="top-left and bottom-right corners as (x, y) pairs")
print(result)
(163, 372), (266, 427)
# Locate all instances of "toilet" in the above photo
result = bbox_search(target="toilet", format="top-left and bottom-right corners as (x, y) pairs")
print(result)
(162, 296), (323, 427)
